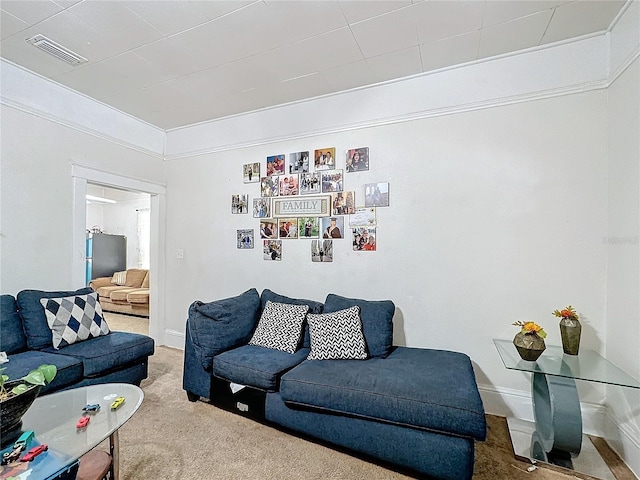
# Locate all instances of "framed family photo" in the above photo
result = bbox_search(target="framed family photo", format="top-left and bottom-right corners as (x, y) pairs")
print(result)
(264, 240), (282, 261)
(314, 148), (335, 170)
(266, 154), (285, 176)
(261, 176), (279, 197)
(352, 227), (376, 251)
(260, 220), (278, 239)
(289, 151), (310, 173)
(298, 217), (319, 238)
(243, 162), (260, 183)
(311, 240), (333, 262)
(346, 147), (369, 172)
(231, 194), (249, 214)
(279, 175), (299, 196)
(237, 229), (254, 249)
(321, 169), (343, 193)
(364, 182), (389, 207)
(253, 198), (271, 218)
(331, 191), (355, 215)
(300, 172), (321, 195)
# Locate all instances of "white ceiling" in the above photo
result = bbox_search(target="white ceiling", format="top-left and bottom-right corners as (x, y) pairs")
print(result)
(0, 0), (627, 131)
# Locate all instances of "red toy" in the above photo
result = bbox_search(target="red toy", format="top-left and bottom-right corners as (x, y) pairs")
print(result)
(20, 444), (48, 462)
(76, 416), (90, 429)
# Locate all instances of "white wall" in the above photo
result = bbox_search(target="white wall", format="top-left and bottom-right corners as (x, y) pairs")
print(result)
(605, 55), (640, 475)
(0, 103), (164, 293)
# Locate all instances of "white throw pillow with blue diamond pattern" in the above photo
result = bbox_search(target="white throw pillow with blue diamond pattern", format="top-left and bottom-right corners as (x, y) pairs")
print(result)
(249, 301), (309, 353)
(307, 306), (368, 360)
(40, 292), (110, 349)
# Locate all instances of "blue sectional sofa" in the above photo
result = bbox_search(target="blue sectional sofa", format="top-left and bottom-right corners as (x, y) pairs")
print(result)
(1, 287), (154, 395)
(183, 289), (486, 480)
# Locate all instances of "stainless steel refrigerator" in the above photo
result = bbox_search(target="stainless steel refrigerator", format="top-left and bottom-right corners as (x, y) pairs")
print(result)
(86, 233), (126, 284)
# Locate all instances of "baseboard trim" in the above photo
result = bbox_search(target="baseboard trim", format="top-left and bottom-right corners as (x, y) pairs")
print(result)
(162, 329), (185, 350)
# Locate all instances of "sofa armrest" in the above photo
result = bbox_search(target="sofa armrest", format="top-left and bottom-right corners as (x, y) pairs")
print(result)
(89, 277), (113, 290)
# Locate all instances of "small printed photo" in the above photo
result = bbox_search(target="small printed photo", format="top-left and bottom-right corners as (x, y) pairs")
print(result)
(279, 175), (299, 196)
(237, 229), (254, 249)
(264, 240), (282, 261)
(331, 191), (356, 215)
(289, 151), (310, 173)
(350, 207), (376, 226)
(300, 172), (321, 195)
(266, 154), (285, 176)
(365, 182), (389, 207)
(231, 194), (249, 214)
(352, 227), (376, 251)
(314, 148), (336, 171)
(243, 162), (260, 183)
(321, 216), (344, 239)
(261, 176), (279, 197)
(321, 169), (343, 193)
(278, 218), (298, 239)
(312, 240), (333, 262)
(298, 217), (320, 238)
(260, 220), (278, 239)
(346, 147), (369, 172)
(253, 198), (271, 218)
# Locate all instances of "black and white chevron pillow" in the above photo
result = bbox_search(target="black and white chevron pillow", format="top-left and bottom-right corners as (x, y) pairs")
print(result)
(40, 292), (110, 350)
(307, 306), (368, 360)
(249, 301), (309, 353)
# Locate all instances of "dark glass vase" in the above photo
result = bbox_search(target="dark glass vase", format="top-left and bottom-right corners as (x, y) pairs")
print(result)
(513, 331), (546, 361)
(0, 382), (42, 448)
(559, 317), (582, 355)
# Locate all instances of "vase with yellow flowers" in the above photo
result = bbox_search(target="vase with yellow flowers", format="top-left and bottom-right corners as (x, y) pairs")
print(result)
(553, 305), (581, 355)
(512, 321), (547, 361)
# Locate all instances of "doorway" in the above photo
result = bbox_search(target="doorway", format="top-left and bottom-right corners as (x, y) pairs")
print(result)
(71, 164), (166, 344)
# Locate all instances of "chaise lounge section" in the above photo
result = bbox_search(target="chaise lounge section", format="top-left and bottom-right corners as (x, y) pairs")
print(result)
(183, 288), (486, 480)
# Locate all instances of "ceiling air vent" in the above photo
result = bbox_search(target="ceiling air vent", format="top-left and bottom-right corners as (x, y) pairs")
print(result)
(26, 34), (87, 66)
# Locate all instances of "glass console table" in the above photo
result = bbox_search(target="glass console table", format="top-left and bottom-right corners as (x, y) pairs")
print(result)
(493, 339), (640, 477)
(0, 383), (143, 480)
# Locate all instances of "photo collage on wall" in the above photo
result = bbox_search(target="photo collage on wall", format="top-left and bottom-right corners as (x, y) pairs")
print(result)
(234, 146), (388, 260)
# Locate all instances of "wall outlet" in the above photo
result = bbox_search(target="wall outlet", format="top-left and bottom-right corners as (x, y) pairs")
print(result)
(176, 249), (184, 259)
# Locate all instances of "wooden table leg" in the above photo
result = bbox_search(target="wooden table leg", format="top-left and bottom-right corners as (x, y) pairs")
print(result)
(109, 430), (120, 480)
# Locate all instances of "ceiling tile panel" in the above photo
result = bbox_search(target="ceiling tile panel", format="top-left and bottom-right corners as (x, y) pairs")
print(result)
(67, 1), (164, 52)
(190, 0), (256, 22)
(251, 42), (317, 82)
(0, 0), (63, 25)
(338, 0), (411, 24)
(0, 9), (29, 40)
(482, 1), (559, 28)
(479, 10), (553, 59)
(170, 1), (294, 69)
(366, 46), (423, 83)
(419, 30), (481, 72)
(122, 0), (210, 36)
(134, 38), (207, 81)
(350, 6), (417, 58)
(414, 0), (485, 44)
(104, 82), (190, 115)
(297, 26), (364, 72)
(542, 0), (626, 44)
(321, 59), (374, 92)
(264, 0), (347, 41)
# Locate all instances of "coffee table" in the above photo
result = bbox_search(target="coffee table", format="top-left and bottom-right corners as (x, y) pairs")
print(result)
(494, 339), (640, 478)
(0, 383), (143, 480)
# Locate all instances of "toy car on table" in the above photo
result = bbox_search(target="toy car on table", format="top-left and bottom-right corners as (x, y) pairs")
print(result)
(20, 444), (48, 462)
(82, 403), (101, 413)
(110, 397), (125, 410)
(76, 416), (90, 429)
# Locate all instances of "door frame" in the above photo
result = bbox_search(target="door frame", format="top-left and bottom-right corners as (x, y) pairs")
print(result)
(71, 164), (166, 343)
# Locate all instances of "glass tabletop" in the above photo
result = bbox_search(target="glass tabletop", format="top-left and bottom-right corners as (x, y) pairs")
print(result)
(493, 339), (640, 389)
(1, 383), (143, 480)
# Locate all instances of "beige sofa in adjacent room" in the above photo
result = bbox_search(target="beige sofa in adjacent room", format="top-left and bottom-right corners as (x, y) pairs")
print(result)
(90, 268), (149, 317)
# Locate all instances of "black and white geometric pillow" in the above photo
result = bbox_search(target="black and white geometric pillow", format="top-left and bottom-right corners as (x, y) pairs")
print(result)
(249, 301), (309, 353)
(307, 306), (368, 360)
(40, 292), (110, 350)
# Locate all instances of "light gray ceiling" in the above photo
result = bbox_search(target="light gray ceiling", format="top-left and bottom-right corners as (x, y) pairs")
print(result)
(0, 0), (627, 131)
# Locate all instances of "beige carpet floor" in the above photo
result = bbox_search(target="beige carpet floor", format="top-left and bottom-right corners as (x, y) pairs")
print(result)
(102, 313), (613, 480)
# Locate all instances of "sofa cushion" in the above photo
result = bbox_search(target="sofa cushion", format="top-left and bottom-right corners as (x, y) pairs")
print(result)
(323, 294), (394, 358)
(40, 292), (110, 350)
(141, 271), (149, 288)
(0, 295), (28, 354)
(188, 288), (260, 371)
(261, 289), (323, 348)
(124, 269), (148, 288)
(96, 285), (127, 298)
(111, 271), (127, 286)
(214, 345), (309, 391)
(2, 349), (83, 394)
(109, 288), (139, 302)
(17, 288), (94, 350)
(249, 301), (308, 353)
(307, 306), (367, 360)
(127, 289), (149, 304)
(41, 331), (154, 377)
(280, 347), (487, 441)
